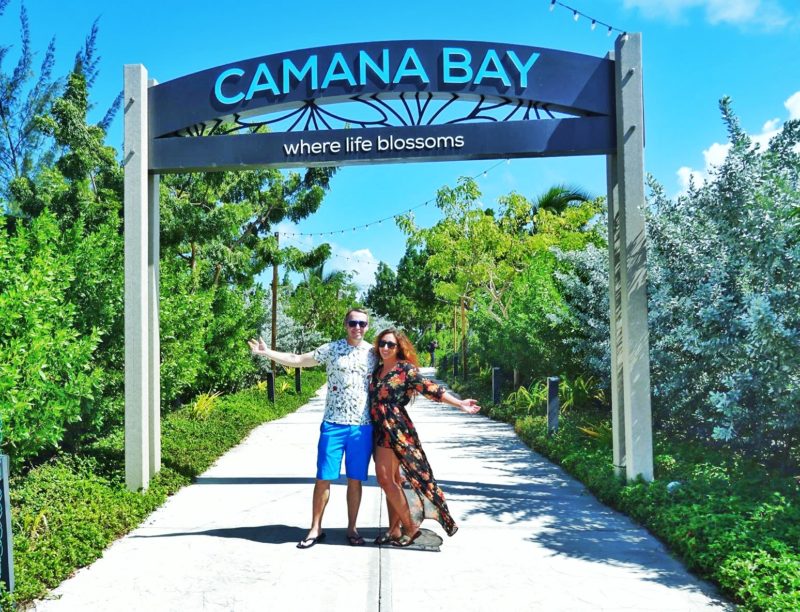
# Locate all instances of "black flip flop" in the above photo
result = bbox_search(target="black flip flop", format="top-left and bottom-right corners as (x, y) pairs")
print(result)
(347, 534), (365, 546)
(297, 532), (326, 549)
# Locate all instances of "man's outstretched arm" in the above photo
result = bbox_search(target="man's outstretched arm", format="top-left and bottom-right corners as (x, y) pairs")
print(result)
(247, 337), (320, 368)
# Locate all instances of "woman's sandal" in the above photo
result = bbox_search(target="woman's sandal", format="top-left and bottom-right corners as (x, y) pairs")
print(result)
(391, 530), (422, 548)
(374, 532), (401, 545)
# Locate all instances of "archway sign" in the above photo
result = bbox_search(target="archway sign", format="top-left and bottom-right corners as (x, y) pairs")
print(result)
(123, 35), (652, 491)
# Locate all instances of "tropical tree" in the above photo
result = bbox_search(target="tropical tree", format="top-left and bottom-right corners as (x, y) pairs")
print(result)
(1, 7), (118, 212)
(287, 256), (361, 342)
(397, 177), (598, 380)
(365, 244), (445, 341)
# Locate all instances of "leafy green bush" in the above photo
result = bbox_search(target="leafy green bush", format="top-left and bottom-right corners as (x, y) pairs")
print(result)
(197, 285), (268, 393)
(159, 259), (215, 407)
(0, 213), (102, 466)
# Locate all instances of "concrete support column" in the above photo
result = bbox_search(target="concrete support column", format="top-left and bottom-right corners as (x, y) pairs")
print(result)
(124, 64), (150, 491)
(606, 152), (626, 478)
(148, 172), (160, 479)
(614, 34), (654, 481)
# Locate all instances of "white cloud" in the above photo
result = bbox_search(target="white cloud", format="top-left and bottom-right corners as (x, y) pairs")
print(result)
(705, 0), (758, 24)
(624, 0), (790, 29)
(676, 166), (705, 192)
(702, 141), (731, 169)
(624, 0), (701, 20)
(328, 246), (381, 292)
(785, 91), (800, 119)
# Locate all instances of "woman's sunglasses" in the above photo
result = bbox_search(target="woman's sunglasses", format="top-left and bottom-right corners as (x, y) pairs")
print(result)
(347, 320), (368, 328)
(378, 340), (398, 349)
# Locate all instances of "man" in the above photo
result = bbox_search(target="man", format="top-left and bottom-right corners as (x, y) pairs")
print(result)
(248, 308), (376, 548)
(427, 339), (439, 367)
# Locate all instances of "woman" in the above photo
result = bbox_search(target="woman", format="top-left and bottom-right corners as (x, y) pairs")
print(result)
(370, 328), (480, 547)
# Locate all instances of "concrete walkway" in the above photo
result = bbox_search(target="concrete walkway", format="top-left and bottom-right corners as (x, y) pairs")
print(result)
(34, 369), (730, 611)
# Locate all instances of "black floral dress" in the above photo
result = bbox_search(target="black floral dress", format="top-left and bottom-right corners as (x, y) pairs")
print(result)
(370, 361), (458, 536)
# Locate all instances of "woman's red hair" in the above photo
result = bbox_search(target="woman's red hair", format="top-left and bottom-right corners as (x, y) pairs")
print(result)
(374, 328), (419, 367)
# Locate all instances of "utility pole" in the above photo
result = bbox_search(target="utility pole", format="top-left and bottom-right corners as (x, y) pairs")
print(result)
(460, 296), (467, 378)
(271, 232), (279, 373)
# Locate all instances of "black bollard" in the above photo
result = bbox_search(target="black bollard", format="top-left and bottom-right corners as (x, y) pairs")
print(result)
(492, 367), (502, 405)
(266, 371), (275, 403)
(1, 454), (15, 592)
(294, 368), (302, 394)
(547, 377), (560, 436)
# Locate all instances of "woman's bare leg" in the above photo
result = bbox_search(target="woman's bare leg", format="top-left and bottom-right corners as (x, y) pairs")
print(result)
(375, 447), (417, 536)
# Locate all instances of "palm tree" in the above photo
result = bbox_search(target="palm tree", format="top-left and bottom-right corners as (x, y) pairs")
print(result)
(533, 184), (593, 215)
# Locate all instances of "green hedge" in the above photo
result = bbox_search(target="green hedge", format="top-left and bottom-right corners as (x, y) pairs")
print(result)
(2, 369), (325, 608)
(443, 373), (800, 611)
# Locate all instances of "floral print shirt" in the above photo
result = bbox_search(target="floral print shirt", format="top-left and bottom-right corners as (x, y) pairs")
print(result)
(371, 361), (446, 420)
(313, 339), (377, 425)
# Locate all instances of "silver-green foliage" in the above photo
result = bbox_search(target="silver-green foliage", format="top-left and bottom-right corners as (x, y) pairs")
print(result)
(646, 99), (800, 463)
(260, 285), (326, 359)
(551, 238), (611, 392)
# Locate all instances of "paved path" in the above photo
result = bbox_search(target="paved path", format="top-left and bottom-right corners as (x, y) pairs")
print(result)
(34, 369), (730, 611)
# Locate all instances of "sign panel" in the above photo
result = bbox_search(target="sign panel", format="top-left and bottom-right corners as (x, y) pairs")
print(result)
(146, 40), (616, 172)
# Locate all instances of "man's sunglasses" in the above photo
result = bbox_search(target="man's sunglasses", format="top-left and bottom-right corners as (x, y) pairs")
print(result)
(347, 320), (368, 328)
(378, 340), (398, 349)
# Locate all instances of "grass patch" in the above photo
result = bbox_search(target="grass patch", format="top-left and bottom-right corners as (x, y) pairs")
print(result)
(2, 369), (326, 609)
(441, 370), (800, 612)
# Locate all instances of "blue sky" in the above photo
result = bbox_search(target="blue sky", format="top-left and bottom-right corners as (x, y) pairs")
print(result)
(2, 0), (798, 290)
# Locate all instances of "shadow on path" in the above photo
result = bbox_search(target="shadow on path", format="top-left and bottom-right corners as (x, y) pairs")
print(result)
(133, 525), (443, 551)
(420, 412), (727, 604)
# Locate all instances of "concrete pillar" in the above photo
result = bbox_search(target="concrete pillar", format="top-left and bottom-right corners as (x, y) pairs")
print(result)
(124, 64), (150, 491)
(148, 170), (160, 479)
(607, 152), (627, 478)
(614, 34), (654, 481)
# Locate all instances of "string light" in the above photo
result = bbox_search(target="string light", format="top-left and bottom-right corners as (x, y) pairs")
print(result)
(546, 1), (626, 37)
(278, 158), (509, 239)
(280, 156), (511, 272)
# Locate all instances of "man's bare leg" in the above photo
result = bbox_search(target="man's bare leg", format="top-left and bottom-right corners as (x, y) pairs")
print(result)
(300, 479), (330, 544)
(346, 478), (363, 539)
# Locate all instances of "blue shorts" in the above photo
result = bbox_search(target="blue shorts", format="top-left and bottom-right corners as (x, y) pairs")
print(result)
(316, 421), (373, 481)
